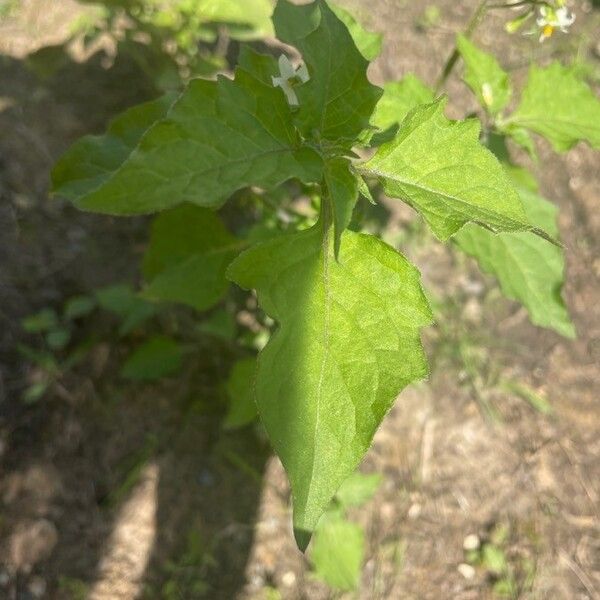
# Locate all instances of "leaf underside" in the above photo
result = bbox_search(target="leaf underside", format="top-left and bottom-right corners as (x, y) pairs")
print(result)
(227, 222), (432, 544)
(364, 98), (532, 240)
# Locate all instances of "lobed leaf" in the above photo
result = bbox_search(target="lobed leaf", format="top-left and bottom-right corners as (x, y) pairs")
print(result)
(363, 98), (533, 240)
(55, 68), (322, 215)
(454, 168), (575, 338)
(142, 204), (241, 311)
(227, 222), (432, 547)
(506, 62), (600, 152)
(456, 34), (511, 116)
(272, 0), (382, 143)
(52, 94), (175, 202)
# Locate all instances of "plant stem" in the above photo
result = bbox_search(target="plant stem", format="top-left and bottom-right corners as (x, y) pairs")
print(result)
(435, 0), (489, 93)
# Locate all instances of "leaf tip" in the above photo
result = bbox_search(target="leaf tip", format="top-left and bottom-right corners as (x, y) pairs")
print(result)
(294, 527), (313, 552)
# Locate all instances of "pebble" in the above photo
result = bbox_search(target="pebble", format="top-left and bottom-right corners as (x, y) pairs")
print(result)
(281, 571), (296, 587)
(463, 533), (480, 551)
(29, 576), (47, 598)
(458, 563), (476, 579)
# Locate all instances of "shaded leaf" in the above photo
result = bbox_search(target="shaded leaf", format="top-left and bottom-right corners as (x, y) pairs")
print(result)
(142, 204), (241, 311)
(95, 284), (158, 335)
(55, 68), (322, 214)
(324, 158), (359, 258)
(121, 335), (183, 381)
(22, 308), (58, 333)
(223, 357), (258, 429)
(52, 94), (175, 202)
(227, 222), (432, 545)
(63, 295), (96, 320)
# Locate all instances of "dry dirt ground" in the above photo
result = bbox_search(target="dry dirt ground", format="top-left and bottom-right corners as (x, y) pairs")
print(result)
(0, 1), (599, 599)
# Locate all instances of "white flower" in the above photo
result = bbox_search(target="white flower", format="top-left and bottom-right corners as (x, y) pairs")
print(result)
(271, 55), (309, 106)
(536, 5), (575, 42)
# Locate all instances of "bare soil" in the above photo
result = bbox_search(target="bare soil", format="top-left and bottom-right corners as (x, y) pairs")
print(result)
(0, 1), (599, 599)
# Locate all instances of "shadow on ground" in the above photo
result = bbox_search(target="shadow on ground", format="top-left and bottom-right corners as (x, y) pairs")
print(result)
(0, 46), (270, 599)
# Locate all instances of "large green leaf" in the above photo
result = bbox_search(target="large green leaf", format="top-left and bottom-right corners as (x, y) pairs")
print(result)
(456, 34), (511, 115)
(142, 204), (242, 311)
(272, 0), (382, 142)
(52, 94), (175, 202)
(55, 68), (322, 214)
(227, 222), (432, 547)
(324, 158), (359, 258)
(454, 168), (575, 338)
(363, 99), (533, 240)
(505, 62), (600, 151)
(330, 3), (382, 60)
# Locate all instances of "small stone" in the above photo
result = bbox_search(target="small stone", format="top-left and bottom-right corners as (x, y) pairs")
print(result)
(408, 503), (421, 519)
(9, 519), (58, 571)
(458, 563), (476, 579)
(463, 533), (480, 551)
(29, 576), (47, 598)
(281, 571), (296, 587)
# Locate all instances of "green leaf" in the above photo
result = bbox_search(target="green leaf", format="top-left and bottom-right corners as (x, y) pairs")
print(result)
(56, 68), (322, 215)
(63, 295), (96, 320)
(324, 158), (359, 258)
(223, 357), (258, 429)
(370, 74), (434, 132)
(454, 168), (575, 338)
(227, 222), (432, 546)
(363, 98), (533, 240)
(237, 45), (278, 85)
(22, 308), (58, 333)
(197, 309), (236, 340)
(456, 34), (511, 115)
(311, 514), (364, 590)
(330, 3), (382, 60)
(95, 284), (158, 335)
(272, 0), (382, 142)
(196, 0), (274, 38)
(335, 472), (381, 508)
(52, 94), (175, 202)
(46, 328), (71, 350)
(142, 205), (241, 311)
(121, 335), (183, 381)
(506, 62), (600, 151)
